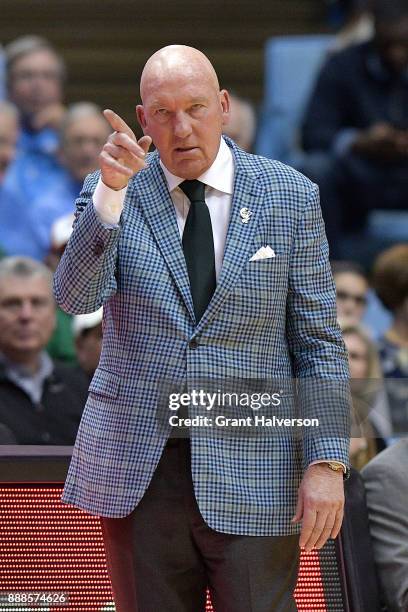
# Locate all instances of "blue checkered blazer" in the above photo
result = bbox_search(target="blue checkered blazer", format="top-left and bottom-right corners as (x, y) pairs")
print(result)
(54, 137), (350, 536)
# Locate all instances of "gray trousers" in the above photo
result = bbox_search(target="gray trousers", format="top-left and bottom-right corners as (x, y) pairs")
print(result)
(100, 438), (300, 612)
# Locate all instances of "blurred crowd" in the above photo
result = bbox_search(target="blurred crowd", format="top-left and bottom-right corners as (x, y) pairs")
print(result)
(0, 0), (407, 608)
(0, 35), (110, 445)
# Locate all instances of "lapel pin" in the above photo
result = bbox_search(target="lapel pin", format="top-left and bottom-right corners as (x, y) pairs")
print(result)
(240, 207), (253, 224)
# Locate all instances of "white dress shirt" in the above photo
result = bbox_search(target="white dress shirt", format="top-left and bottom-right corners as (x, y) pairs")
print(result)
(93, 137), (234, 280)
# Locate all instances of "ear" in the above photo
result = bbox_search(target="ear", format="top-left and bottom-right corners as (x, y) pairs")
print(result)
(136, 104), (147, 133)
(220, 89), (231, 127)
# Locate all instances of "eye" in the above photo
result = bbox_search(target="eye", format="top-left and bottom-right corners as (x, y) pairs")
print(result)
(190, 103), (204, 111)
(156, 108), (169, 116)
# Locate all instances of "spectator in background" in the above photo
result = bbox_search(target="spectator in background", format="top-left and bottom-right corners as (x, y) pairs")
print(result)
(73, 308), (103, 380)
(331, 260), (369, 323)
(301, 0), (408, 253)
(27, 103), (111, 260)
(0, 103), (110, 260)
(0, 256), (88, 444)
(361, 439), (408, 612)
(2, 36), (67, 210)
(0, 101), (19, 258)
(341, 322), (390, 469)
(222, 92), (256, 152)
(372, 244), (408, 435)
(5, 35), (65, 157)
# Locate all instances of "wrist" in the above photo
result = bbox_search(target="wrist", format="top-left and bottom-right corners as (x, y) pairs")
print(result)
(101, 178), (128, 191)
(93, 177), (126, 226)
(316, 461), (350, 480)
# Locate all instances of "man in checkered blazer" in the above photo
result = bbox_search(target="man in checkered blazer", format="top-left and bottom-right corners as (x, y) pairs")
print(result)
(54, 45), (350, 612)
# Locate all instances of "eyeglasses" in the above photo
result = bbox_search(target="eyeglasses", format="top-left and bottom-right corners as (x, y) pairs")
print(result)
(336, 290), (367, 306)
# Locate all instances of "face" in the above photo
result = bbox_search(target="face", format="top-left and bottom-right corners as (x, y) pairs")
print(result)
(60, 115), (110, 182)
(0, 275), (56, 362)
(0, 112), (18, 182)
(335, 272), (368, 323)
(136, 69), (230, 178)
(75, 324), (102, 376)
(8, 49), (63, 117)
(375, 17), (408, 74)
(344, 332), (369, 379)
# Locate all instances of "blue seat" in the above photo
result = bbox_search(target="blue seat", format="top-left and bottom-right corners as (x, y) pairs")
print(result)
(255, 35), (334, 165)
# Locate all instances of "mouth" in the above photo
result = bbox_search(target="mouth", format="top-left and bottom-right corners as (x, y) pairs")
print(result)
(174, 146), (199, 153)
(16, 332), (37, 341)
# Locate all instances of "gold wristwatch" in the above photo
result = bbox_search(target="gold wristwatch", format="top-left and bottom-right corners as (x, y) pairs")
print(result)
(325, 461), (350, 480)
(327, 461), (345, 472)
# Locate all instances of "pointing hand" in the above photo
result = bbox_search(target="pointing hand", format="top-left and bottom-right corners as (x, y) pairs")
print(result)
(100, 109), (152, 190)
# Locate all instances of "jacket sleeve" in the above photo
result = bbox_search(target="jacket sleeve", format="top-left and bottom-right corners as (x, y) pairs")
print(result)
(286, 182), (351, 469)
(53, 171), (122, 314)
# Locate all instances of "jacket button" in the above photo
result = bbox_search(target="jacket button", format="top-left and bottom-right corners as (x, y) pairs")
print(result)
(189, 338), (199, 349)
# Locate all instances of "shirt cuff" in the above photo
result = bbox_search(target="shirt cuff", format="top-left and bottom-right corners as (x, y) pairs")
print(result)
(309, 459), (347, 473)
(93, 178), (127, 226)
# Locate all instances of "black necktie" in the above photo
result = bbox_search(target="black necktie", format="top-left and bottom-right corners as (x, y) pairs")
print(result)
(180, 180), (216, 322)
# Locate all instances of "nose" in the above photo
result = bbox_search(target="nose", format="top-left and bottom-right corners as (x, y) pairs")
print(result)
(173, 111), (192, 139)
(18, 299), (34, 320)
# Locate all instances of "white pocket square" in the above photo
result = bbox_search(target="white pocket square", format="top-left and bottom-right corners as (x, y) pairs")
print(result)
(249, 246), (276, 261)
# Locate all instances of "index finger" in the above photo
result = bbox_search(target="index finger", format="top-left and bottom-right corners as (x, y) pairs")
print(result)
(103, 109), (136, 140)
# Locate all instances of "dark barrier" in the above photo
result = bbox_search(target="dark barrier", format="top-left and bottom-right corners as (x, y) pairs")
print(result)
(0, 447), (381, 611)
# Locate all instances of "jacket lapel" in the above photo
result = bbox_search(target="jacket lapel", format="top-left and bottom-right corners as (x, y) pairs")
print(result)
(133, 154), (195, 322)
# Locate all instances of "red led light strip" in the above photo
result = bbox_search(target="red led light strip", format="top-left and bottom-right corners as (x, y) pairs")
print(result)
(0, 487), (334, 611)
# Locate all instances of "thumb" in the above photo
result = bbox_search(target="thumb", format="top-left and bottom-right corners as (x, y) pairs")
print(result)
(138, 135), (152, 154)
(291, 492), (303, 523)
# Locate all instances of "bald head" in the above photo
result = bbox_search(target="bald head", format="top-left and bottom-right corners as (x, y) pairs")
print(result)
(136, 44), (230, 179)
(140, 45), (220, 102)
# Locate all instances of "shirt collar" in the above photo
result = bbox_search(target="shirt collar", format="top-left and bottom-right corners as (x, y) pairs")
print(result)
(0, 350), (53, 380)
(159, 137), (234, 195)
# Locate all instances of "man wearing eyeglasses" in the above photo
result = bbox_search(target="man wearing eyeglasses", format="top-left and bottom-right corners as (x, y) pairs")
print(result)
(5, 35), (66, 158)
(2, 36), (68, 215)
